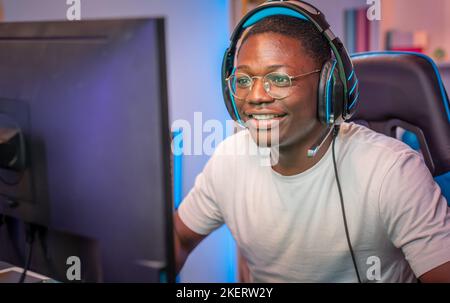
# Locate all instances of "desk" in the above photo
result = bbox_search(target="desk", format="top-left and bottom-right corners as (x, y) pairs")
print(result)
(0, 261), (52, 283)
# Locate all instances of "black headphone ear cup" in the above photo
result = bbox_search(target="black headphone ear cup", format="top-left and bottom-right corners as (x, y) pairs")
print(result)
(331, 69), (345, 123)
(222, 79), (237, 121)
(317, 59), (334, 125)
(221, 49), (239, 121)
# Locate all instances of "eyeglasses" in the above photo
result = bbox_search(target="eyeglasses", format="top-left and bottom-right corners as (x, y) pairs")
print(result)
(227, 69), (320, 100)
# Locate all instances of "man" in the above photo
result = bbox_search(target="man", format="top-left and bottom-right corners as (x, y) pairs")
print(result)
(173, 15), (450, 282)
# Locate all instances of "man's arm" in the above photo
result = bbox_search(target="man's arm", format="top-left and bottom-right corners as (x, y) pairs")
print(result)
(238, 248), (251, 282)
(173, 211), (207, 273)
(379, 151), (450, 281)
(419, 261), (450, 283)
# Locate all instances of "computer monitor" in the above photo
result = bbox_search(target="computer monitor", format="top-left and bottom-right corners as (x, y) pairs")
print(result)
(0, 18), (175, 282)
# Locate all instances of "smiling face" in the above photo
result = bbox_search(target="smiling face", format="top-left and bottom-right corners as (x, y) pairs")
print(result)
(235, 32), (323, 148)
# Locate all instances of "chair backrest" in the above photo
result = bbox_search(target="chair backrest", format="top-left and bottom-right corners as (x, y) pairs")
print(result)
(349, 52), (450, 203)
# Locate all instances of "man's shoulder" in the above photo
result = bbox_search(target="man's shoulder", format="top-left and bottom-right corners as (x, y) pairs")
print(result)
(340, 122), (419, 160)
(338, 122), (426, 183)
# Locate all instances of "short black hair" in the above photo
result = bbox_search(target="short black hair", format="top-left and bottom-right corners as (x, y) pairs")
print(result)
(239, 15), (332, 67)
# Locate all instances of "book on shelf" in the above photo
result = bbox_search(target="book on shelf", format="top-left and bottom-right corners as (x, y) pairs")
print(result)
(344, 7), (380, 54)
(385, 30), (429, 53)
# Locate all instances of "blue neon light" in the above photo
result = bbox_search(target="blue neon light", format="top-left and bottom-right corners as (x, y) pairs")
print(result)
(172, 129), (183, 209)
(348, 70), (355, 81)
(326, 61), (337, 123)
(349, 92), (360, 109)
(229, 67), (244, 126)
(349, 79), (359, 96)
(243, 7), (309, 28)
(435, 171), (450, 206)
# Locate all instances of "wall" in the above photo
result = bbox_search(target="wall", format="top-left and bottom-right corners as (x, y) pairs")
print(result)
(380, 0), (448, 58)
(309, 0), (368, 40)
(230, 0), (368, 40)
(441, 0), (450, 89)
(380, 0), (450, 89)
(446, 0), (450, 57)
(0, 0), (4, 20)
(1, 0), (236, 282)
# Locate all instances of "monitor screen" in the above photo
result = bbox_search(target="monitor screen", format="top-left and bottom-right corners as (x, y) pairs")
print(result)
(0, 18), (175, 282)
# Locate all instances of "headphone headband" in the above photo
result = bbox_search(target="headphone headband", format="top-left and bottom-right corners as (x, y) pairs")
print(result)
(230, 1), (329, 42)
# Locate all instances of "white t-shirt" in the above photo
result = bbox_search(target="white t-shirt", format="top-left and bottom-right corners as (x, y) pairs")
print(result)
(178, 122), (450, 282)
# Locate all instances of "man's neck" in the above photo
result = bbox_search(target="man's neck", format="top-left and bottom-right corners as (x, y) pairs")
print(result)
(272, 126), (334, 176)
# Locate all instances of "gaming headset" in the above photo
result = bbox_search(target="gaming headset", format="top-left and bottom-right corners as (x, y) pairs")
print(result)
(222, 0), (363, 282)
(221, 0), (360, 128)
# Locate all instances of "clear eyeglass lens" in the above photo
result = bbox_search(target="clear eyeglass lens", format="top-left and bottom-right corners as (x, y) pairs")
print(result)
(229, 73), (251, 99)
(265, 72), (291, 99)
(228, 72), (292, 99)
(265, 73), (291, 88)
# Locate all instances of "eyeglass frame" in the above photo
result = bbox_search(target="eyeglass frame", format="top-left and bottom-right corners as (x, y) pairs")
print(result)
(226, 69), (321, 100)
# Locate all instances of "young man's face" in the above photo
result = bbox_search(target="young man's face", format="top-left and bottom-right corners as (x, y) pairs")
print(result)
(235, 32), (322, 148)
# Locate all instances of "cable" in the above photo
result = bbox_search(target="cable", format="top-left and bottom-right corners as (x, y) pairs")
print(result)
(37, 227), (57, 279)
(19, 224), (36, 283)
(332, 124), (362, 283)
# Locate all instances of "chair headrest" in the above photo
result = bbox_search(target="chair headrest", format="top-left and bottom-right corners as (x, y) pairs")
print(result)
(350, 52), (450, 176)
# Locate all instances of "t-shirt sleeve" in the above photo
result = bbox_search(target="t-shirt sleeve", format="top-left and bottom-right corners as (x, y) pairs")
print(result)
(177, 153), (224, 236)
(379, 151), (450, 277)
